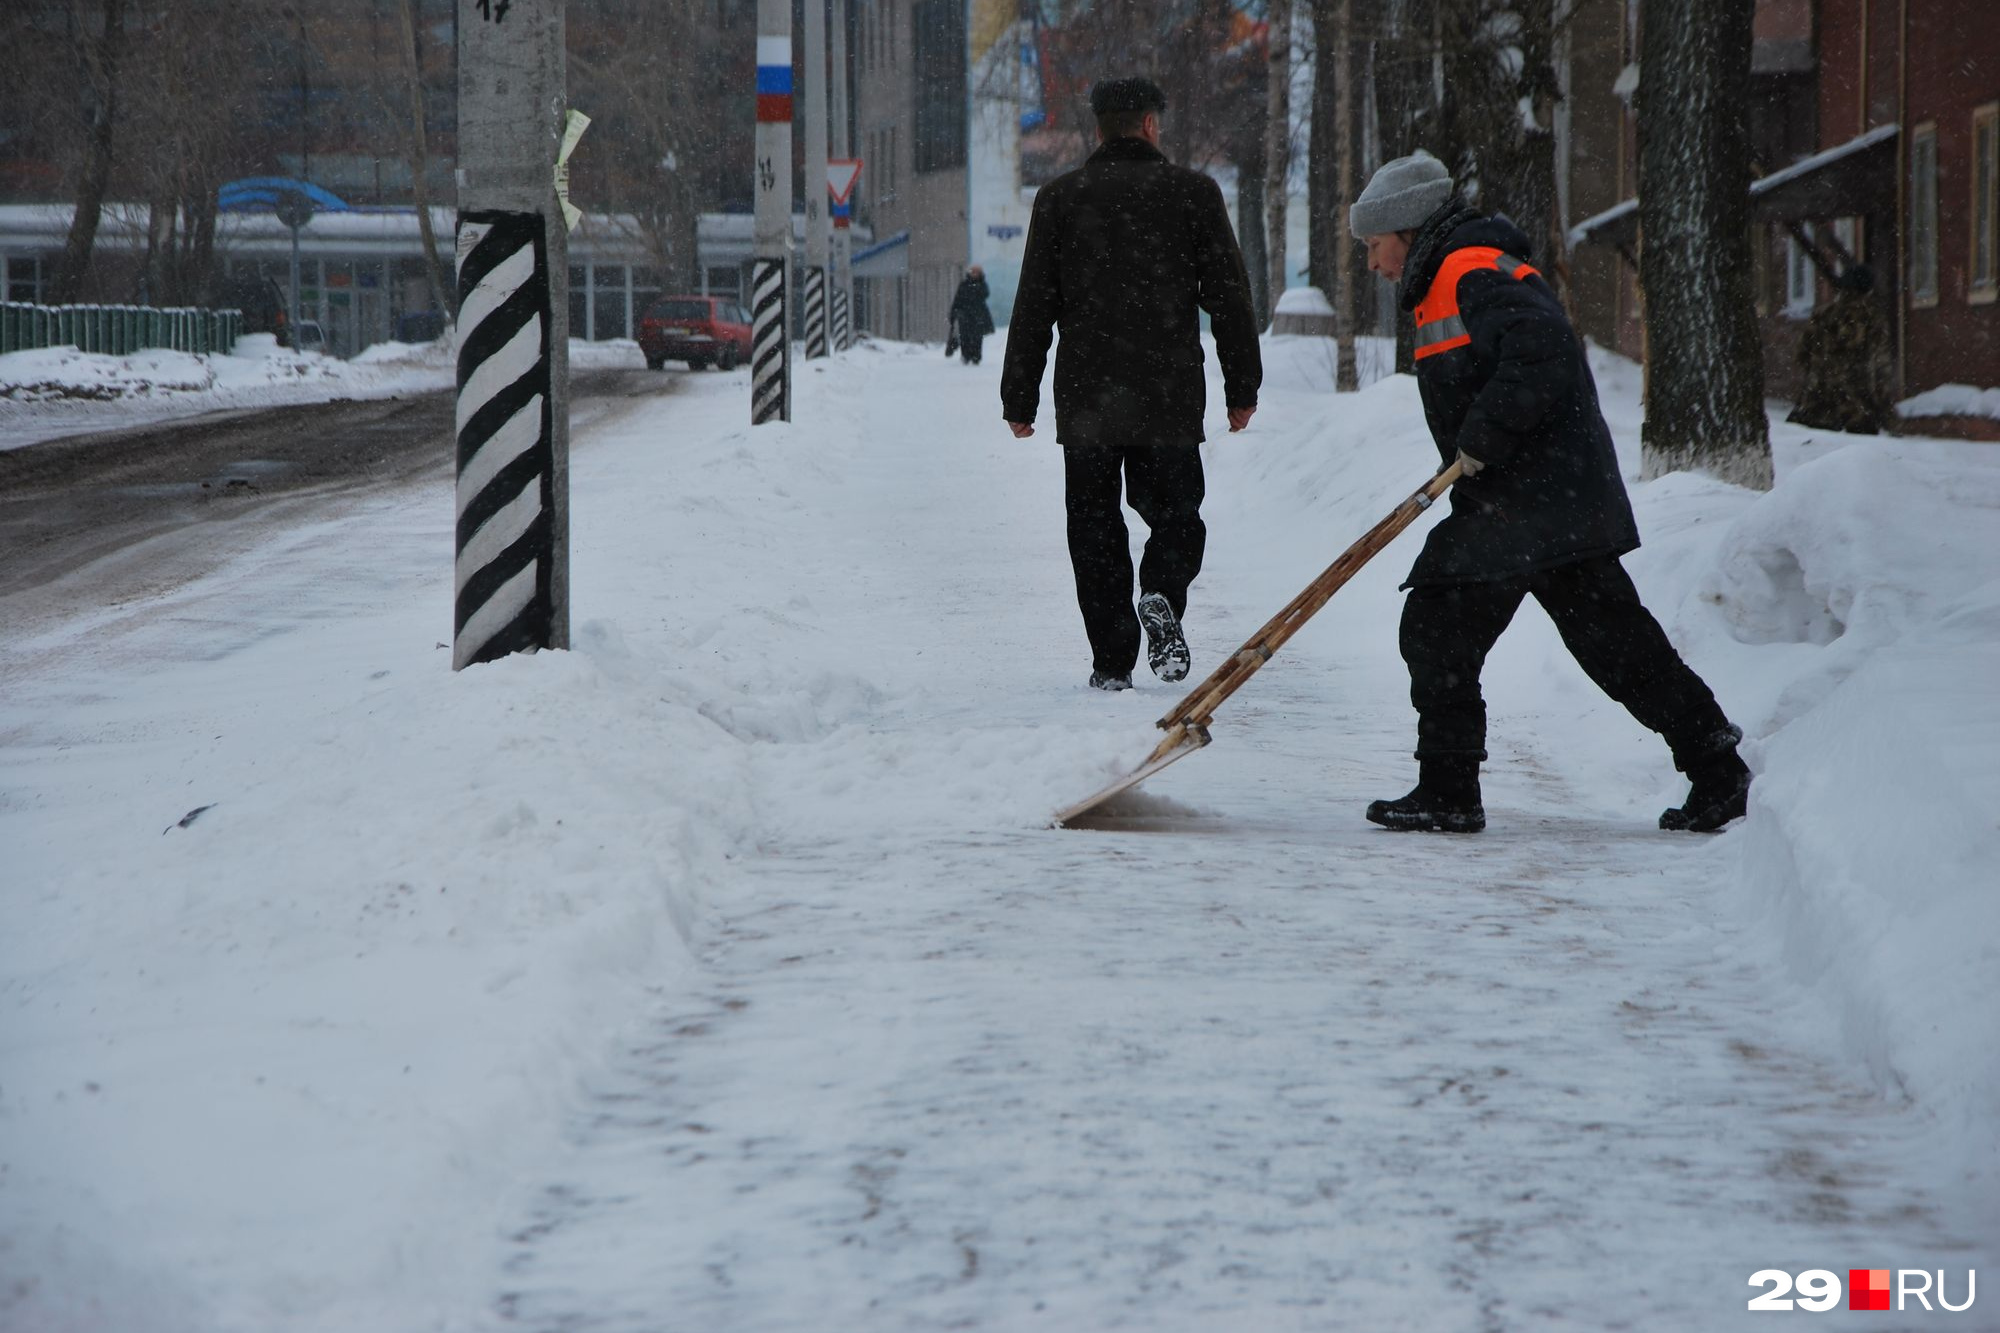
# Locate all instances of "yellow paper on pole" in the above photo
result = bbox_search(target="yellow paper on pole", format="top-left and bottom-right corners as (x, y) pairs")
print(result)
(555, 110), (591, 232)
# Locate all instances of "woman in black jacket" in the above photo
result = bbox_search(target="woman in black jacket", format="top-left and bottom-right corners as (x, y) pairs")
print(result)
(947, 267), (995, 365)
(1349, 153), (1751, 834)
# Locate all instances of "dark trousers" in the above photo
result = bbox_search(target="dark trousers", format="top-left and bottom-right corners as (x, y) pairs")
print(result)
(1400, 555), (1731, 763)
(959, 332), (985, 364)
(1064, 443), (1206, 676)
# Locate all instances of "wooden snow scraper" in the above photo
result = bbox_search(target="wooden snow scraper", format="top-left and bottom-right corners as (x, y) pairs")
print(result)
(1054, 460), (1463, 827)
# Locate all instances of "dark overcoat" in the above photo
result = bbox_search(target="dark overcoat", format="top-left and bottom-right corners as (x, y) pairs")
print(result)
(1401, 206), (1640, 587)
(1001, 137), (1261, 447)
(950, 275), (995, 338)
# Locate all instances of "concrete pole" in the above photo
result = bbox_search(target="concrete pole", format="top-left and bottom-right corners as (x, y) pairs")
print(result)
(828, 0), (852, 350)
(801, 0), (830, 359)
(752, 0), (793, 422)
(452, 0), (569, 668)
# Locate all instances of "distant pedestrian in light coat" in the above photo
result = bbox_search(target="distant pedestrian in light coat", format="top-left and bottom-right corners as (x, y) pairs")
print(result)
(1787, 264), (1894, 435)
(947, 267), (995, 365)
(1352, 152), (1751, 834)
(1001, 76), (1262, 692)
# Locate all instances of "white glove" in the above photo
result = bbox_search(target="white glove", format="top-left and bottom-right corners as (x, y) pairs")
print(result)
(1456, 449), (1485, 477)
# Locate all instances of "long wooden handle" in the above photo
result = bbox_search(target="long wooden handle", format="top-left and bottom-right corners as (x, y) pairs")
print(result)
(1157, 460), (1462, 731)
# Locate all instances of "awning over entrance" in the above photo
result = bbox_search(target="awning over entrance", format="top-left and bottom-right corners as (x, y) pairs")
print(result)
(1569, 123), (1900, 252)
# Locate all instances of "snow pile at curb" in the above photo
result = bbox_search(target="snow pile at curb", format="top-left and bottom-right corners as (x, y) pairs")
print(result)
(1695, 443), (2000, 1191)
(1898, 381), (2000, 421)
(0, 334), (458, 450)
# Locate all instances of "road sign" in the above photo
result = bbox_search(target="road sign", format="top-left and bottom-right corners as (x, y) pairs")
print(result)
(827, 159), (863, 206)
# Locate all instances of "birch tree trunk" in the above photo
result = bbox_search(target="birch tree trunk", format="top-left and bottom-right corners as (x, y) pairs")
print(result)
(1264, 0), (1292, 319)
(1636, 0), (1771, 488)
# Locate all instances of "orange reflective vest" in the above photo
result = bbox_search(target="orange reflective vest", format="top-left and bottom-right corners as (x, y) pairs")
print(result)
(1412, 247), (1541, 361)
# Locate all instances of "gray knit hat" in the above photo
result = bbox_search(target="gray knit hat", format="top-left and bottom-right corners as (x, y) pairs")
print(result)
(1348, 152), (1452, 238)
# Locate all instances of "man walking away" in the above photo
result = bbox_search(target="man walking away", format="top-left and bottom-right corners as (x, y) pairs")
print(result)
(1002, 76), (1262, 692)
(948, 266), (995, 365)
(1350, 152), (1752, 833)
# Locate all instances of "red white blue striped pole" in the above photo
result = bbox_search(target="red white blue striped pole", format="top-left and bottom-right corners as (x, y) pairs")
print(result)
(752, 14), (792, 424)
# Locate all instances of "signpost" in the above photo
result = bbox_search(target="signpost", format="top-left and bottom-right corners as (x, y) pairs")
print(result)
(828, 157), (861, 347)
(752, 1), (793, 422)
(801, 0), (830, 360)
(828, 0), (854, 349)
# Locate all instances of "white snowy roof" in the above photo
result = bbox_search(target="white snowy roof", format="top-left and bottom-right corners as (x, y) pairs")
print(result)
(1567, 124), (1900, 249)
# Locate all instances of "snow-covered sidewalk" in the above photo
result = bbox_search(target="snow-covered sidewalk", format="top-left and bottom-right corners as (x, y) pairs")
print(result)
(2, 338), (1993, 1331)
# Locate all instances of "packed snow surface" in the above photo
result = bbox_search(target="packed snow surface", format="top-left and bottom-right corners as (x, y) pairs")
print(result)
(2, 335), (1994, 1331)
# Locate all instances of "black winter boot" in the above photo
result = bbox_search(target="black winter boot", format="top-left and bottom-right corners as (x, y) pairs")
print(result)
(1661, 727), (1751, 832)
(1367, 756), (1486, 833)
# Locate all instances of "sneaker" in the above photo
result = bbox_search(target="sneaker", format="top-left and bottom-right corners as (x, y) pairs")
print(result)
(1136, 593), (1190, 683)
(1088, 670), (1133, 692)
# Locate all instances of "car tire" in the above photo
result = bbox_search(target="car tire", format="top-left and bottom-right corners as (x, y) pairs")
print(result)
(645, 355), (665, 371)
(717, 345), (740, 372)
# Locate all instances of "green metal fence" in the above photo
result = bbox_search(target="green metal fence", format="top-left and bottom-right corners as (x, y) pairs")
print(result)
(0, 303), (244, 357)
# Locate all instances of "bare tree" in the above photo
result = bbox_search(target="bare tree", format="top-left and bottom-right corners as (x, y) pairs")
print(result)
(115, 2), (262, 304)
(566, 0), (749, 292)
(395, 0), (455, 315)
(1264, 0), (1293, 326)
(48, 0), (126, 302)
(1636, 0), (1771, 488)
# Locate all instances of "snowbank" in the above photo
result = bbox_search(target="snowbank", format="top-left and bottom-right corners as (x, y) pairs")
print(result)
(0, 335), (645, 452)
(0, 334), (456, 450)
(1898, 381), (2000, 421)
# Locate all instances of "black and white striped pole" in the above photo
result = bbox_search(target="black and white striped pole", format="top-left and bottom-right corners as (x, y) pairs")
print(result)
(453, 0), (568, 668)
(800, 0), (830, 361)
(752, 4), (792, 423)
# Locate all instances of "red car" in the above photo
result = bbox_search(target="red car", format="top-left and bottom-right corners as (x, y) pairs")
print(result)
(637, 295), (753, 371)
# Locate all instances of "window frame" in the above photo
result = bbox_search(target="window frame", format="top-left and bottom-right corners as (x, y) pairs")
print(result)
(1909, 120), (1940, 309)
(1972, 102), (1999, 304)
(1784, 223), (1819, 318)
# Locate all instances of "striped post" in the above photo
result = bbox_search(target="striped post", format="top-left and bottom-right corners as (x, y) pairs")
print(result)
(752, 12), (792, 424)
(453, 212), (557, 669)
(831, 285), (850, 353)
(453, 0), (569, 669)
(803, 265), (827, 359)
(751, 256), (789, 423)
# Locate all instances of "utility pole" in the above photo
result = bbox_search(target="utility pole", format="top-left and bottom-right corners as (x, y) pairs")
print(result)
(801, 0), (830, 359)
(828, 0), (852, 351)
(452, 0), (569, 668)
(752, 0), (793, 422)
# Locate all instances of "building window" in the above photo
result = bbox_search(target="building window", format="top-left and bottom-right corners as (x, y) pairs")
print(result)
(1910, 121), (1939, 308)
(1973, 102), (1998, 303)
(1785, 224), (1818, 317)
(911, 0), (966, 174)
(6, 255), (42, 304)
